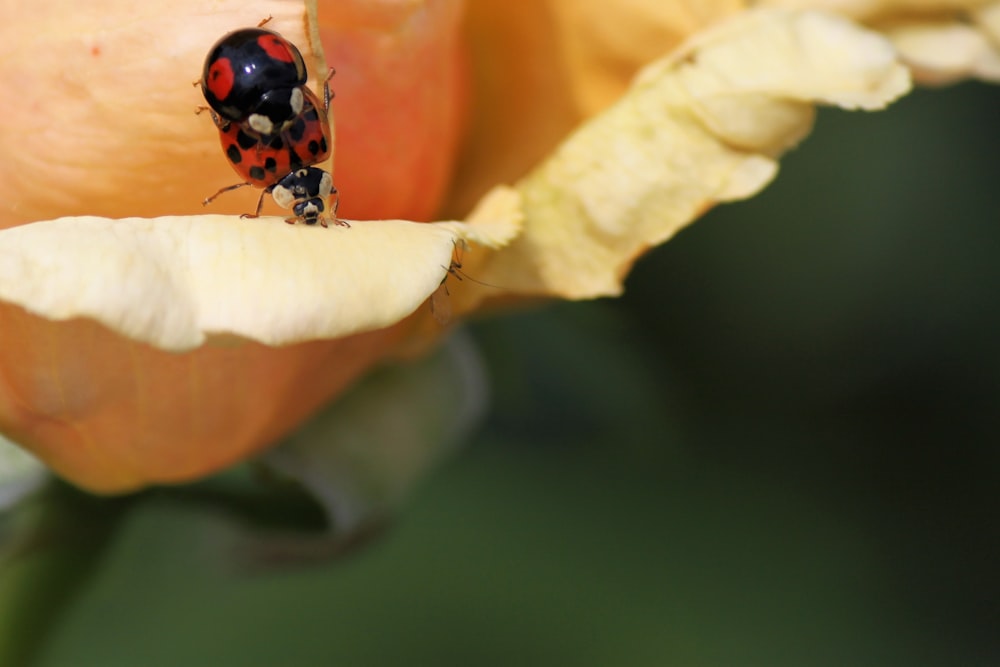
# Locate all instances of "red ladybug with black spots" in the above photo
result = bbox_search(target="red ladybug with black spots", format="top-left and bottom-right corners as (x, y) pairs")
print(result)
(210, 84), (330, 189)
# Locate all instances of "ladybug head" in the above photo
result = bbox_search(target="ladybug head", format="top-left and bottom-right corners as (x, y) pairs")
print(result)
(270, 167), (334, 222)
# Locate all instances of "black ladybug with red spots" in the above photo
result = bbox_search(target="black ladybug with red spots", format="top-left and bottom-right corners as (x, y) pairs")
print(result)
(201, 27), (309, 136)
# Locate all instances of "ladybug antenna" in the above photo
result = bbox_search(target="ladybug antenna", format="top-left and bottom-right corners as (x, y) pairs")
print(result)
(439, 240), (501, 290)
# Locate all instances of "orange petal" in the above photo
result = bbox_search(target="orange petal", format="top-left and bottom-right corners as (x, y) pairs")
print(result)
(316, 0), (468, 220)
(446, 0), (743, 215)
(0, 307), (411, 493)
(546, 0), (746, 115)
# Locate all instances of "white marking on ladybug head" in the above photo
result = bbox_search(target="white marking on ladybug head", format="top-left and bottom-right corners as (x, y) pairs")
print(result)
(301, 201), (321, 218)
(318, 171), (333, 198)
(270, 184), (295, 209)
(248, 113), (274, 135)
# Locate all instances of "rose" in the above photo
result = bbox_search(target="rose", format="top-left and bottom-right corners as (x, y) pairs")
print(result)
(1, 0), (994, 493)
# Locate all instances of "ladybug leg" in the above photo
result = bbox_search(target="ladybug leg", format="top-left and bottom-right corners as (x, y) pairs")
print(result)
(284, 217), (297, 225)
(194, 107), (227, 131)
(203, 182), (251, 206)
(328, 187), (350, 228)
(322, 68), (336, 111)
(239, 189), (269, 219)
(257, 15), (273, 28)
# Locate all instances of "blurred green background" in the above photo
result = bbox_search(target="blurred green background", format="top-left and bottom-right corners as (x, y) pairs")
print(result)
(6, 82), (1000, 666)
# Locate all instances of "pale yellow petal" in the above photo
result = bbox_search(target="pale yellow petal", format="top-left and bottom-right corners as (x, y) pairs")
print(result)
(0, 204), (520, 352)
(762, 0), (1000, 84)
(758, 0), (992, 20)
(467, 9), (911, 300)
(886, 20), (1000, 83)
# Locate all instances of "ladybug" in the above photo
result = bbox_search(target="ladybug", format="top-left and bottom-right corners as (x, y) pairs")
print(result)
(211, 85), (330, 188)
(269, 167), (346, 228)
(201, 27), (308, 136)
(200, 26), (343, 227)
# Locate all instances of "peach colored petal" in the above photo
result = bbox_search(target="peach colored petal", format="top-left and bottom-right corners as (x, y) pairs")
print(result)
(547, 0), (745, 116)
(459, 9), (910, 303)
(0, 307), (412, 493)
(443, 2), (584, 216)
(446, 1), (745, 216)
(316, 0), (468, 221)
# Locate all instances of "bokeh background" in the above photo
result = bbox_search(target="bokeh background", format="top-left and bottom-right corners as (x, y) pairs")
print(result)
(6, 82), (1000, 665)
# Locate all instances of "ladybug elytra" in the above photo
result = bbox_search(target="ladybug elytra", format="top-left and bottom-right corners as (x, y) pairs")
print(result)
(212, 86), (330, 188)
(201, 27), (308, 135)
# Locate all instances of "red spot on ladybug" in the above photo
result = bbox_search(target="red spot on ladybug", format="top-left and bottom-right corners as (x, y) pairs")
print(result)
(258, 34), (297, 63)
(207, 57), (235, 102)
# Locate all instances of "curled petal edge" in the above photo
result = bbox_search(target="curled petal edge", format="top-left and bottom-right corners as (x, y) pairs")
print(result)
(464, 9), (912, 303)
(0, 187), (522, 352)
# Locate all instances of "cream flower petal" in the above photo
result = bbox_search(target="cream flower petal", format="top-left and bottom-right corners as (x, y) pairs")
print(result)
(758, 1), (992, 21)
(887, 21), (1000, 84)
(464, 9), (911, 301)
(762, 1), (1000, 84)
(0, 188), (521, 352)
(875, 1), (1000, 84)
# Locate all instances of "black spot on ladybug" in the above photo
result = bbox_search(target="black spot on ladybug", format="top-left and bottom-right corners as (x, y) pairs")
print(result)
(287, 147), (305, 170)
(308, 140), (321, 157)
(264, 157), (278, 173)
(236, 130), (258, 150)
(226, 144), (242, 164)
(288, 118), (306, 143)
(249, 166), (266, 181)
